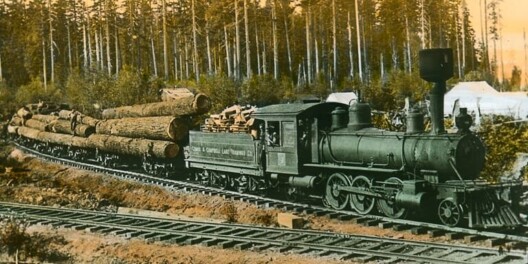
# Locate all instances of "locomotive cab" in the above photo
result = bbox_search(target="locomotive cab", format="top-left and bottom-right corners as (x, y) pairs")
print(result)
(253, 102), (345, 177)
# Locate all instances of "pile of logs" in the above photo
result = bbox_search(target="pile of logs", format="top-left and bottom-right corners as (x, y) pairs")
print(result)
(7, 90), (210, 159)
(203, 105), (256, 133)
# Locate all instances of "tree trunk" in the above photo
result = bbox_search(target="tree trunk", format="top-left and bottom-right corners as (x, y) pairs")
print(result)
(234, 0), (240, 80)
(162, 0), (168, 79)
(347, 11), (354, 78)
(48, 0), (54, 83)
(224, 26), (232, 77)
(7, 125), (18, 135)
(67, 21), (72, 70)
(49, 120), (95, 137)
(96, 116), (188, 141)
(191, 0), (199, 80)
(272, 0), (278, 79)
(102, 93), (211, 119)
(244, 0), (251, 78)
(25, 119), (49, 132)
(305, 8), (311, 84)
(18, 126), (88, 148)
(332, 0), (337, 86)
(88, 134), (179, 158)
(151, 34), (158, 77)
(58, 110), (100, 127)
(106, 14), (112, 75)
(355, 0), (362, 82)
(160, 88), (194, 102)
(16, 108), (32, 120)
(9, 116), (23, 127)
(32, 114), (59, 123)
(281, 0), (292, 74)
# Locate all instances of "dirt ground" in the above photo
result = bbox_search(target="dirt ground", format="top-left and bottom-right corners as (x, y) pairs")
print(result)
(0, 142), (499, 263)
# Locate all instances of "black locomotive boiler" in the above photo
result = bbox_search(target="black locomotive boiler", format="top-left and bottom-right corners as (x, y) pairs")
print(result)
(186, 49), (523, 228)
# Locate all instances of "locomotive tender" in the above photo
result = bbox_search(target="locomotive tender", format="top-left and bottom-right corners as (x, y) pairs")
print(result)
(186, 49), (522, 228)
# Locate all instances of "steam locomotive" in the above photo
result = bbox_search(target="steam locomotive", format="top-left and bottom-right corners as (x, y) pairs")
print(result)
(10, 49), (524, 228)
(186, 49), (522, 228)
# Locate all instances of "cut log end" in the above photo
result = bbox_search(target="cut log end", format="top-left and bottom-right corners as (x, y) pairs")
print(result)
(164, 144), (179, 158)
(193, 94), (212, 114)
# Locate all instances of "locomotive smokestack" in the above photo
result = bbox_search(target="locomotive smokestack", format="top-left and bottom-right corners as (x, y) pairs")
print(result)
(419, 48), (453, 135)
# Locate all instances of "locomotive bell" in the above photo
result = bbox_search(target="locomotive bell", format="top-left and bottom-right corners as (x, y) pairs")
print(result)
(347, 102), (372, 131)
(455, 108), (472, 133)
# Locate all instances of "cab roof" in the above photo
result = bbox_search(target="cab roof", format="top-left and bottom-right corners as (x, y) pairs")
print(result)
(253, 102), (347, 118)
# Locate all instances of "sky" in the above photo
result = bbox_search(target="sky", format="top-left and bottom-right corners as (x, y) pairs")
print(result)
(466, 0), (528, 86)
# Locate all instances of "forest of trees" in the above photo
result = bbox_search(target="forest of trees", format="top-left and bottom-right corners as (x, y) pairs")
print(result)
(0, 0), (520, 117)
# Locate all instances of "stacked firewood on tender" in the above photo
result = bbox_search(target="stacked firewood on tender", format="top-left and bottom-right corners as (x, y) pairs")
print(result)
(202, 105), (256, 134)
(7, 89), (211, 159)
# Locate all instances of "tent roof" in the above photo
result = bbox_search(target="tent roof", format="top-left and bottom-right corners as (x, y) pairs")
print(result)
(444, 81), (528, 119)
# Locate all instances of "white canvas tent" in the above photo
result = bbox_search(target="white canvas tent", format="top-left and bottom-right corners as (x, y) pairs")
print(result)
(444, 81), (528, 119)
(326, 92), (358, 105)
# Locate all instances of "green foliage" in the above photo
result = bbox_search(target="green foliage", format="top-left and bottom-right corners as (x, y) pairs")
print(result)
(15, 78), (63, 107)
(65, 67), (162, 116)
(109, 67), (160, 106)
(195, 74), (237, 113)
(242, 74), (285, 107)
(0, 81), (16, 120)
(477, 116), (528, 182)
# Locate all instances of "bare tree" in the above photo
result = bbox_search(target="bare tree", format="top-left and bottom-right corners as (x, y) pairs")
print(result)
(272, 0), (278, 79)
(355, 0), (362, 82)
(162, 0), (168, 79)
(244, 0), (251, 78)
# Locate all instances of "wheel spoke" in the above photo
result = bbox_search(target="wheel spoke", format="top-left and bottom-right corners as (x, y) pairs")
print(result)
(350, 176), (375, 215)
(438, 198), (463, 227)
(377, 177), (407, 219)
(324, 173), (350, 210)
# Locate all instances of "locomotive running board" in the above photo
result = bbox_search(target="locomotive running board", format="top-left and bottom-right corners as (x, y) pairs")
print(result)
(469, 204), (523, 229)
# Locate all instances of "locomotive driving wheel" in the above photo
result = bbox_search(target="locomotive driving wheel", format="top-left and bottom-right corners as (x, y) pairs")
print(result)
(350, 175), (376, 214)
(438, 198), (464, 226)
(324, 173), (351, 210)
(377, 177), (407, 219)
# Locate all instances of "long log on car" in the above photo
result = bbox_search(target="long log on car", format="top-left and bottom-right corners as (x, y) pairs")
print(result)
(17, 126), (89, 148)
(49, 120), (95, 137)
(95, 116), (188, 141)
(7, 125), (18, 135)
(87, 134), (179, 158)
(9, 116), (23, 126)
(101, 93), (211, 119)
(58, 110), (100, 127)
(24, 119), (49, 132)
(31, 114), (59, 123)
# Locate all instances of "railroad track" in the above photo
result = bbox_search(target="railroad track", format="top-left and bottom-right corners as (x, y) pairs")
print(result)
(0, 202), (525, 264)
(12, 142), (528, 250)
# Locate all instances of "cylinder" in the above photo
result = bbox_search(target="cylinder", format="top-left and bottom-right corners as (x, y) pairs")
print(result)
(288, 176), (319, 189)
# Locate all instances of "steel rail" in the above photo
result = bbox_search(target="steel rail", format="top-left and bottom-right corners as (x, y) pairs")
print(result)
(12, 142), (528, 248)
(0, 202), (525, 264)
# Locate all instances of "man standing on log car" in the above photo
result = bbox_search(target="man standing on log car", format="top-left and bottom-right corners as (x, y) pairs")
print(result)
(70, 110), (79, 135)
